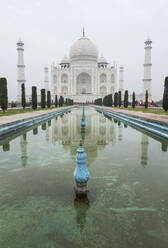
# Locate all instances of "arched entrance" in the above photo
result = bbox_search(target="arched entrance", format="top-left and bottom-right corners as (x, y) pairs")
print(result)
(76, 72), (91, 94)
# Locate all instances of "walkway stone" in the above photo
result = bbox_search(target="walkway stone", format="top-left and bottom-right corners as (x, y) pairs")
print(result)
(97, 106), (168, 126)
(0, 107), (69, 126)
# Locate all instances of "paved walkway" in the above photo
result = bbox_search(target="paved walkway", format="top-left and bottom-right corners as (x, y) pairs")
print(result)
(0, 107), (69, 125)
(97, 106), (168, 126)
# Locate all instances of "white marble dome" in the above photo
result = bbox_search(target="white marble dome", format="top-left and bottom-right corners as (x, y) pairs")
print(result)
(70, 36), (98, 62)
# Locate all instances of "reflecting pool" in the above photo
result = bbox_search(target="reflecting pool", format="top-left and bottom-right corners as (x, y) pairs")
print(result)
(0, 107), (168, 248)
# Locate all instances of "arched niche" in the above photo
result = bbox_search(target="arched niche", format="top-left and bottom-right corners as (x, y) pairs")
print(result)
(76, 72), (92, 94)
(53, 75), (57, 84)
(111, 86), (115, 95)
(54, 86), (57, 94)
(62, 86), (68, 96)
(111, 74), (115, 84)
(61, 74), (68, 84)
(100, 86), (107, 95)
(100, 73), (107, 83)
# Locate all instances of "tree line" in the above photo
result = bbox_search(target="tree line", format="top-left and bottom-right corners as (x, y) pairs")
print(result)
(30, 86), (73, 110)
(1, 76), (168, 111)
(94, 89), (149, 108)
(0, 77), (73, 112)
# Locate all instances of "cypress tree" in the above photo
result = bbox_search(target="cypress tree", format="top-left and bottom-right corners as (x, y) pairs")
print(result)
(132, 91), (135, 108)
(41, 89), (46, 108)
(102, 96), (105, 106)
(47, 91), (51, 108)
(114, 92), (118, 107)
(111, 94), (113, 107)
(62, 96), (64, 105)
(163, 76), (168, 111)
(59, 96), (64, 106)
(145, 90), (148, 109)
(21, 83), (26, 109)
(0, 78), (8, 112)
(55, 95), (58, 107)
(124, 90), (128, 108)
(108, 94), (112, 106)
(32, 86), (37, 109)
(118, 91), (121, 107)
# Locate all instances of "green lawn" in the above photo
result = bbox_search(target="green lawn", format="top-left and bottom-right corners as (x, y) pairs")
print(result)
(0, 106), (58, 117)
(115, 106), (168, 115)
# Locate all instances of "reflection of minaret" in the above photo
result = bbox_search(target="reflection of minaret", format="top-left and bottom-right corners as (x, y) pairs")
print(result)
(141, 133), (149, 167)
(20, 133), (28, 167)
(52, 119), (58, 143)
(74, 195), (90, 233)
(110, 120), (116, 144)
(17, 38), (26, 102)
(118, 121), (123, 141)
(46, 123), (50, 142)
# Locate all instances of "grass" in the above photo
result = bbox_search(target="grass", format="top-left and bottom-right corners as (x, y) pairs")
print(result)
(0, 106), (59, 117)
(114, 106), (168, 115)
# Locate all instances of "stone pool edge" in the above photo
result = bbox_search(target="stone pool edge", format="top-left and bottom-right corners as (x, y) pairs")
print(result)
(94, 106), (168, 140)
(0, 107), (74, 137)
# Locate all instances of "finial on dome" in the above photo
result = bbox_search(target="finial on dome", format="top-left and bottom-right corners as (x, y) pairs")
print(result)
(83, 27), (85, 37)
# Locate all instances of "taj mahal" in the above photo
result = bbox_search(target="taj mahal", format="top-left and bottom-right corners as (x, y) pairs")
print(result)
(17, 30), (152, 103)
(50, 29), (118, 103)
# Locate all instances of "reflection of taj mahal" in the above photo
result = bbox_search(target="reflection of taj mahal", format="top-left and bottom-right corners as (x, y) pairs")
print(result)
(52, 108), (117, 146)
(51, 30), (118, 103)
(52, 108), (118, 165)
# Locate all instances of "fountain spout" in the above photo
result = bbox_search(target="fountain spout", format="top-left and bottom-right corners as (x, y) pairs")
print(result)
(74, 141), (90, 195)
(81, 106), (86, 128)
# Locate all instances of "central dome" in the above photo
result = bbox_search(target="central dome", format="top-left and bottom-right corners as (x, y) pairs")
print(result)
(70, 36), (98, 62)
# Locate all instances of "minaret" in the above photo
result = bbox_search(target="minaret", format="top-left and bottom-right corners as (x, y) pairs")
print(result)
(17, 38), (26, 102)
(142, 37), (152, 100)
(119, 65), (124, 96)
(20, 133), (27, 167)
(44, 66), (49, 92)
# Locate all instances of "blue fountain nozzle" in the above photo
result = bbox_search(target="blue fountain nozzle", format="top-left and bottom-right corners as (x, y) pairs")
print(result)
(74, 140), (90, 195)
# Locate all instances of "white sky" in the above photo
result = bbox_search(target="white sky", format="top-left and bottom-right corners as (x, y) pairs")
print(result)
(0, 0), (168, 101)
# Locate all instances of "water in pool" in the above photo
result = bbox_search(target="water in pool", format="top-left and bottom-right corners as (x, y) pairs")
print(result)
(0, 107), (168, 248)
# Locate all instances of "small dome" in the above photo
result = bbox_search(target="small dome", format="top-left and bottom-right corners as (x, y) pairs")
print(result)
(70, 35), (98, 62)
(98, 55), (108, 64)
(17, 38), (24, 46)
(145, 36), (152, 46)
(61, 55), (70, 64)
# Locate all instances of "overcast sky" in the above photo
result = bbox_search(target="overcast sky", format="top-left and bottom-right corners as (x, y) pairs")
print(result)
(0, 0), (168, 101)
